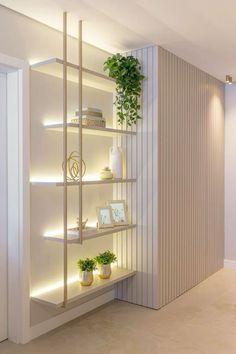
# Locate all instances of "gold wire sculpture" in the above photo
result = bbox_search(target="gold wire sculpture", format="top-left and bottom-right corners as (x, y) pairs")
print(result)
(62, 151), (86, 181)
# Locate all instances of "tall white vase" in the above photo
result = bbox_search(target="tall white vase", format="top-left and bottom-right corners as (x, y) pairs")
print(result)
(109, 146), (123, 179)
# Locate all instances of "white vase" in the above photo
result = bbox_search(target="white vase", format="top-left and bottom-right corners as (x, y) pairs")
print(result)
(109, 146), (123, 179)
(98, 264), (112, 279)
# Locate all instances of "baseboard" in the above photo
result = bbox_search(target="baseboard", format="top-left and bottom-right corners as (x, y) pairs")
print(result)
(28, 289), (115, 343)
(224, 259), (236, 268)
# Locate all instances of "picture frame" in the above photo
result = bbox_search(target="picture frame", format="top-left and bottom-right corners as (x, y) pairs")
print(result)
(96, 206), (114, 229)
(107, 200), (129, 226)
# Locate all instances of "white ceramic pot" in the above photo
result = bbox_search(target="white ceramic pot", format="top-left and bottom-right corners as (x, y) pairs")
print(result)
(98, 264), (111, 279)
(99, 167), (113, 180)
(80, 270), (94, 286)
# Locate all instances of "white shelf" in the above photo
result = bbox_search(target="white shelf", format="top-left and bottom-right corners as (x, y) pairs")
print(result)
(44, 123), (136, 137)
(31, 178), (136, 186)
(31, 268), (136, 308)
(31, 58), (116, 93)
(44, 224), (136, 244)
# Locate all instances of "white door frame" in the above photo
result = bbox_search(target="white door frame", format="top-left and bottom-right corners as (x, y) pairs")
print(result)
(0, 72), (7, 342)
(0, 53), (30, 344)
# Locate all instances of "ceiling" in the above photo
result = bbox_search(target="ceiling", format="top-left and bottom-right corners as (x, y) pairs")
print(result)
(0, 0), (235, 82)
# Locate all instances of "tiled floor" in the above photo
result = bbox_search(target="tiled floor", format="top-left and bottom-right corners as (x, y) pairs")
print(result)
(1, 268), (236, 354)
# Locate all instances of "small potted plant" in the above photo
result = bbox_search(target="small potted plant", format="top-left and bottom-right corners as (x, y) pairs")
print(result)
(95, 250), (117, 279)
(77, 258), (96, 286)
(104, 53), (145, 126)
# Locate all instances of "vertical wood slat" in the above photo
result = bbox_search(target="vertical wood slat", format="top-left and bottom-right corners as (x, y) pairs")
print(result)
(78, 20), (83, 245)
(62, 12), (68, 308)
(116, 45), (158, 309)
(157, 47), (225, 308)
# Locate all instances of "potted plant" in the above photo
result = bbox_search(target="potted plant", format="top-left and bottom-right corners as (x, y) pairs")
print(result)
(95, 250), (117, 279)
(104, 53), (145, 126)
(77, 258), (96, 286)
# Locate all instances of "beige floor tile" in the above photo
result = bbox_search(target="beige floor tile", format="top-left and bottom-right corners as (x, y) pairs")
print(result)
(1, 268), (236, 354)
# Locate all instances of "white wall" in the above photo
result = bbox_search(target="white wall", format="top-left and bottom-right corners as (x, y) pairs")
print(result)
(0, 72), (7, 342)
(0, 5), (109, 71)
(225, 83), (236, 263)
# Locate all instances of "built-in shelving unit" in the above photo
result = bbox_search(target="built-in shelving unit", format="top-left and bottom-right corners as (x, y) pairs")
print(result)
(31, 268), (136, 308)
(30, 14), (137, 309)
(44, 224), (136, 243)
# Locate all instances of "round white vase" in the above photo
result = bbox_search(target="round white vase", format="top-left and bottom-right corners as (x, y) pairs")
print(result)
(109, 146), (123, 179)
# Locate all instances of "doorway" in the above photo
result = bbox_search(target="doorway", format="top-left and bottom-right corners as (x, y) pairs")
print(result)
(0, 54), (30, 344)
(0, 71), (7, 342)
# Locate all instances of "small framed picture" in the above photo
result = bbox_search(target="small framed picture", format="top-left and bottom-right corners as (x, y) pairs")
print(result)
(96, 206), (114, 229)
(108, 200), (129, 226)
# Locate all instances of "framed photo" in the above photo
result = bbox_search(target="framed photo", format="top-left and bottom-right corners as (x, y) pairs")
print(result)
(96, 206), (114, 229)
(108, 200), (129, 226)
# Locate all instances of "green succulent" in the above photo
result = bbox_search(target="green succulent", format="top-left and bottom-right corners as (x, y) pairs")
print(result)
(95, 250), (117, 265)
(104, 53), (145, 126)
(77, 258), (96, 272)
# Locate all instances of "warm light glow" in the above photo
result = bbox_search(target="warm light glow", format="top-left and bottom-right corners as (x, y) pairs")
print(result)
(30, 176), (62, 183)
(30, 174), (100, 183)
(31, 265), (117, 297)
(44, 221), (97, 237)
(44, 227), (75, 237)
(83, 174), (100, 181)
(31, 275), (79, 297)
(29, 58), (44, 66)
(226, 75), (233, 84)
(44, 120), (62, 126)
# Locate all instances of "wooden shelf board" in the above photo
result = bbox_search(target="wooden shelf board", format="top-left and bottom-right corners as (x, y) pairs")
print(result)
(44, 224), (136, 243)
(31, 58), (115, 93)
(44, 123), (136, 137)
(31, 179), (136, 186)
(31, 268), (136, 308)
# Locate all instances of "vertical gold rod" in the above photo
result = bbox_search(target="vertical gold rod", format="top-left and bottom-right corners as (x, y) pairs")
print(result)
(79, 20), (83, 244)
(63, 12), (68, 307)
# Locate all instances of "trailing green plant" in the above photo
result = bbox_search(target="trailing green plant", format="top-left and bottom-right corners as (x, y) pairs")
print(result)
(95, 250), (117, 265)
(104, 53), (145, 126)
(77, 258), (96, 272)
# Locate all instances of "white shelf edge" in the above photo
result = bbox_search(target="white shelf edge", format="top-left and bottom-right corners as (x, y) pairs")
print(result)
(44, 224), (136, 244)
(31, 58), (116, 92)
(44, 123), (137, 137)
(30, 179), (136, 186)
(31, 268), (136, 308)
(31, 58), (115, 83)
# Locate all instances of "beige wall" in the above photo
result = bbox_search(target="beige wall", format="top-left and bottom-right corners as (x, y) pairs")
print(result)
(157, 47), (225, 307)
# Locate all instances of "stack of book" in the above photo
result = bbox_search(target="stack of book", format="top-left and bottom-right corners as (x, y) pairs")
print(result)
(71, 107), (106, 128)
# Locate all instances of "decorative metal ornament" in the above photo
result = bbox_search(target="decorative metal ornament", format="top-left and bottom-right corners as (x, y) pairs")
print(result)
(62, 151), (86, 181)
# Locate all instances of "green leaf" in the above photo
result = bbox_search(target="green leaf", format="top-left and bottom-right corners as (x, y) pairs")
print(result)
(104, 53), (145, 126)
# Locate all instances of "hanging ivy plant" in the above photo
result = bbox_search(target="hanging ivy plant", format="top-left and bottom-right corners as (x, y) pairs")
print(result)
(104, 53), (145, 126)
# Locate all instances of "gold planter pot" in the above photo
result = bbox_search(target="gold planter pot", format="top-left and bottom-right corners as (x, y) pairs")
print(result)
(80, 270), (94, 286)
(98, 264), (111, 279)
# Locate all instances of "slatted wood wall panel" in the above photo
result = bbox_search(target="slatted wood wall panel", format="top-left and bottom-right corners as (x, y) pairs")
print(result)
(157, 47), (225, 308)
(113, 45), (158, 309)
